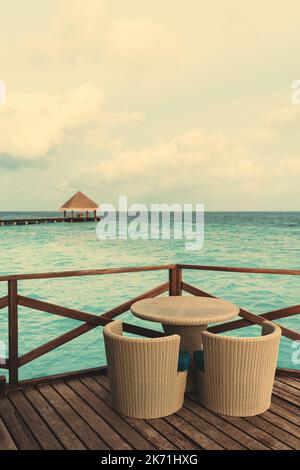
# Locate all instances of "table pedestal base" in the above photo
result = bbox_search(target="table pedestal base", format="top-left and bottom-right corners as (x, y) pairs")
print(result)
(162, 324), (207, 392)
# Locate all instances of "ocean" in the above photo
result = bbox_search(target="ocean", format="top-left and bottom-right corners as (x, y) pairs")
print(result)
(0, 211), (299, 380)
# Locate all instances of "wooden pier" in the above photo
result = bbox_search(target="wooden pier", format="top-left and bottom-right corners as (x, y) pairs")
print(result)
(0, 263), (299, 450)
(0, 217), (100, 226)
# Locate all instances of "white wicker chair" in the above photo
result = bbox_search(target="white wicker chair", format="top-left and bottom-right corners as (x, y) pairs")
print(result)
(103, 320), (188, 419)
(195, 320), (281, 416)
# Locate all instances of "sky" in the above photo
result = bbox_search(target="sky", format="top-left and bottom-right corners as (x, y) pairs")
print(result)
(0, 0), (300, 211)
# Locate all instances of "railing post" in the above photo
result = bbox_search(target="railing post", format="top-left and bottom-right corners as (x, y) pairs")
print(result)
(8, 280), (18, 385)
(169, 266), (182, 296)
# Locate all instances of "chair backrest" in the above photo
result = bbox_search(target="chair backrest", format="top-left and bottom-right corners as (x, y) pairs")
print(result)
(201, 320), (281, 384)
(104, 320), (180, 379)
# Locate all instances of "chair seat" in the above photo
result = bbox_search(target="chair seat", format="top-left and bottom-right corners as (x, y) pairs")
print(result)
(178, 351), (190, 371)
(193, 350), (204, 371)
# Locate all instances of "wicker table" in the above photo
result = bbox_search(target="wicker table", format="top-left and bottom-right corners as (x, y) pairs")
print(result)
(131, 296), (239, 392)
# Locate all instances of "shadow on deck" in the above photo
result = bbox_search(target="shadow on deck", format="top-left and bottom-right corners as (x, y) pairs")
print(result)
(0, 370), (299, 450)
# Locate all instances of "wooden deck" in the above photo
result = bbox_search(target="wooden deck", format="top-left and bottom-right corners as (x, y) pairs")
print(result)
(0, 370), (299, 450)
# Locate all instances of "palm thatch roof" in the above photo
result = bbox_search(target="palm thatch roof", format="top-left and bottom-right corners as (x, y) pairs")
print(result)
(60, 191), (99, 212)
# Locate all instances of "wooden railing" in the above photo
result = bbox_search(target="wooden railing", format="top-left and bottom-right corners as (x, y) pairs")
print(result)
(0, 263), (299, 387)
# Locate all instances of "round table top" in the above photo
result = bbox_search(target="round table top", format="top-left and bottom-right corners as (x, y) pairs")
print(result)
(131, 296), (239, 325)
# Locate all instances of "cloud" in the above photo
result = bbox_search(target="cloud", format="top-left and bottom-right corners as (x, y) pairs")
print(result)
(106, 18), (177, 64)
(28, 0), (108, 61)
(247, 104), (300, 146)
(27, 0), (106, 61)
(276, 158), (300, 175)
(0, 85), (105, 159)
(0, 84), (144, 160)
(99, 111), (144, 126)
(264, 106), (300, 132)
(51, 0), (107, 37)
(79, 128), (265, 198)
(27, 0), (179, 65)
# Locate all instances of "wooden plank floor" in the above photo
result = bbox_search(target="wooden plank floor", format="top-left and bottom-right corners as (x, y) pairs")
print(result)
(0, 372), (299, 450)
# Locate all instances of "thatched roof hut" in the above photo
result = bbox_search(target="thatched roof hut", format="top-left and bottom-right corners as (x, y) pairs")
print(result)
(60, 191), (99, 218)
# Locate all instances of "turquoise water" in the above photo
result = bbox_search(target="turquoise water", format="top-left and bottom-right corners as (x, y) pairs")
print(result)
(0, 211), (299, 380)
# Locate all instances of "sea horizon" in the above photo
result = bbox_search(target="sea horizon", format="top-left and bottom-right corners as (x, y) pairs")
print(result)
(1, 210), (300, 214)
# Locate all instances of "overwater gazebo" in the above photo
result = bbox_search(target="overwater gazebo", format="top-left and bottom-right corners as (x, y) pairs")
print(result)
(60, 191), (99, 219)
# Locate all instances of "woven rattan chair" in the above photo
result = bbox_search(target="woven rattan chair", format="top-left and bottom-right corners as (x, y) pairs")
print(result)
(194, 320), (281, 416)
(103, 320), (188, 419)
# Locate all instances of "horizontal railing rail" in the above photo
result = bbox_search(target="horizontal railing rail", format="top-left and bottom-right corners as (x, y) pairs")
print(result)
(182, 282), (299, 341)
(0, 264), (175, 282)
(0, 263), (299, 388)
(178, 264), (300, 275)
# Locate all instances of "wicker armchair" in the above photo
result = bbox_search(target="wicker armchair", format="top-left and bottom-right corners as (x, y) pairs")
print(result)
(194, 320), (281, 416)
(103, 320), (188, 419)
